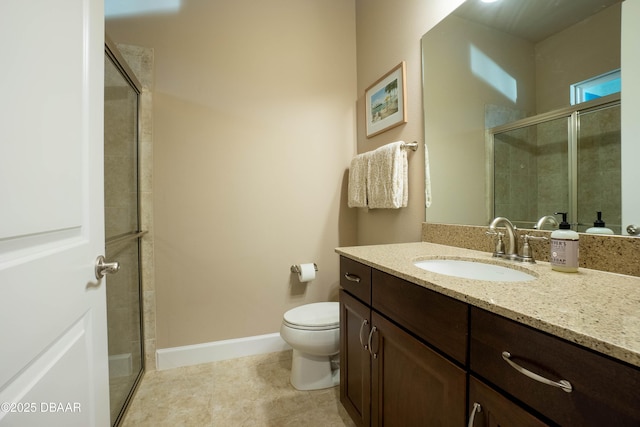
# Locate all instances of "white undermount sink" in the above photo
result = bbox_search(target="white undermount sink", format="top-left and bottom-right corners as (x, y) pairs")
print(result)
(413, 259), (536, 282)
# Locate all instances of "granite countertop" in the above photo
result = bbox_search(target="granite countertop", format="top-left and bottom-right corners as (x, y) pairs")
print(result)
(335, 242), (640, 368)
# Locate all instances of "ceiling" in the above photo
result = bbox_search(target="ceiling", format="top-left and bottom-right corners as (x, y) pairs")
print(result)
(454, 0), (622, 42)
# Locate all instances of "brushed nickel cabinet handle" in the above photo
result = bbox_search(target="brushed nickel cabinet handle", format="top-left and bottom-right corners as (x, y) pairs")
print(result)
(344, 272), (361, 283)
(502, 351), (573, 393)
(367, 326), (378, 359)
(467, 402), (482, 427)
(359, 319), (369, 350)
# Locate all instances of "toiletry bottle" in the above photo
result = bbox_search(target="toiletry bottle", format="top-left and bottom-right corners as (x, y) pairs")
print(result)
(585, 211), (614, 235)
(550, 212), (579, 273)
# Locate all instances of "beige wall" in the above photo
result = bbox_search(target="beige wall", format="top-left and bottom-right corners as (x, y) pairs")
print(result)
(354, 0), (464, 245)
(107, 0), (357, 348)
(105, 0), (549, 350)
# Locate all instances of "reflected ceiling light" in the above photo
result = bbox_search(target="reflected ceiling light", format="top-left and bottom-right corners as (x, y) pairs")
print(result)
(481, 0), (500, 3)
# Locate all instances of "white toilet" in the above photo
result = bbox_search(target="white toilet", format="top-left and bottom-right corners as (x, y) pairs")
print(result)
(280, 302), (340, 390)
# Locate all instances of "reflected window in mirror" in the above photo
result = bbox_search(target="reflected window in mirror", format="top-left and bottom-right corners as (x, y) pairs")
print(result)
(571, 69), (621, 105)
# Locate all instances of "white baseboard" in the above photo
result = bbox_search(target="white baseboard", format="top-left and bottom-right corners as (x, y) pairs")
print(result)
(156, 332), (291, 371)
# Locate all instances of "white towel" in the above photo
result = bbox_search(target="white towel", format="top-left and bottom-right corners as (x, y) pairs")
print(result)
(424, 143), (432, 208)
(367, 141), (408, 209)
(347, 153), (369, 208)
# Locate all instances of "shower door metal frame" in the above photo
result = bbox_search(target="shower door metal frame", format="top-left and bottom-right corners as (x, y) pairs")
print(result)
(487, 93), (621, 228)
(104, 34), (146, 427)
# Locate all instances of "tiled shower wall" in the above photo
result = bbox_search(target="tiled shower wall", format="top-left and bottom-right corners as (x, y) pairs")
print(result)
(118, 44), (157, 371)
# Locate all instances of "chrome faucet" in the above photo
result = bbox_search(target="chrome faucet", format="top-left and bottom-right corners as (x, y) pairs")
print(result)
(535, 215), (559, 230)
(489, 217), (519, 260)
(488, 216), (549, 263)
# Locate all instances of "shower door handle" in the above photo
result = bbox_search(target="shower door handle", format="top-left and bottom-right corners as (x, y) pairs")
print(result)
(95, 255), (120, 279)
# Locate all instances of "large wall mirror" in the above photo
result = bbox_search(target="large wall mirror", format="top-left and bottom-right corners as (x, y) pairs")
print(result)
(421, 0), (637, 235)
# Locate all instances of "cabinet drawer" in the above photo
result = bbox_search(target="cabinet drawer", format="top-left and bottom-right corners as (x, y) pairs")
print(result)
(470, 307), (640, 426)
(340, 256), (372, 305)
(372, 269), (468, 365)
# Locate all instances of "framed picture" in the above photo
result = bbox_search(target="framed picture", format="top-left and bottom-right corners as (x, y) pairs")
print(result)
(365, 61), (407, 138)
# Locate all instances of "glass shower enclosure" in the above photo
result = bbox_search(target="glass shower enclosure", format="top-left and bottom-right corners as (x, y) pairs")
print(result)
(104, 39), (145, 426)
(489, 95), (621, 233)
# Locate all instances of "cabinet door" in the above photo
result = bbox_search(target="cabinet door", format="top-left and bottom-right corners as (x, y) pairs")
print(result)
(371, 312), (466, 427)
(468, 376), (550, 427)
(340, 289), (371, 427)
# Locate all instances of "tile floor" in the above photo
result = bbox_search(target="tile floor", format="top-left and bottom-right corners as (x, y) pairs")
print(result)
(121, 350), (356, 427)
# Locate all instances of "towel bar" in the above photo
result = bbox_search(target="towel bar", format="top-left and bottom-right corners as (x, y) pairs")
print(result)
(402, 141), (419, 151)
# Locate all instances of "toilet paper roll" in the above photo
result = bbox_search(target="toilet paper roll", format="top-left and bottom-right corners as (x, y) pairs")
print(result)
(297, 263), (316, 282)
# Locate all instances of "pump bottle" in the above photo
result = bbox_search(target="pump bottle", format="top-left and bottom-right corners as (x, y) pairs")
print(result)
(550, 212), (579, 273)
(585, 211), (614, 235)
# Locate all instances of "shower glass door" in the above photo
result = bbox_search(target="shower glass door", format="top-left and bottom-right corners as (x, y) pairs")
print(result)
(104, 45), (144, 426)
(493, 116), (569, 228)
(491, 98), (621, 231)
(576, 103), (621, 233)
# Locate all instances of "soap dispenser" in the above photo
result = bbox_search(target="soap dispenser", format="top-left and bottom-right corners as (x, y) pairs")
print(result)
(550, 212), (579, 273)
(585, 211), (614, 235)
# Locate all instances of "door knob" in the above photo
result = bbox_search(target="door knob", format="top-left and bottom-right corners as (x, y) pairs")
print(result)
(95, 255), (120, 279)
(627, 224), (639, 236)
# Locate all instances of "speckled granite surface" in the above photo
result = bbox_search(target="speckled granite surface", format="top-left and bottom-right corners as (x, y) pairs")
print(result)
(335, 241), (640, 368)
(422, 222), (640, 277)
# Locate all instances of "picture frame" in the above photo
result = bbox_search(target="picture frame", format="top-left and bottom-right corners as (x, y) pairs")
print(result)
(365, 61), (407, 138)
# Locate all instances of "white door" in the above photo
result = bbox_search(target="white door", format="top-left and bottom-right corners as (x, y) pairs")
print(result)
(0, 0), (109, 426)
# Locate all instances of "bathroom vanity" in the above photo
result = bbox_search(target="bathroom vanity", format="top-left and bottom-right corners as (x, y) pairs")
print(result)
(336, 242), (640, 426)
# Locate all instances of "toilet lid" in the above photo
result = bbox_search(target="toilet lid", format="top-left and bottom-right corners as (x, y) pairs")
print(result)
(283, 302), (339, 329)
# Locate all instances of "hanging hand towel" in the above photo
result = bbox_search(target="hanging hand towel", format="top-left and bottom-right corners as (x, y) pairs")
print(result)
(347, 153), (369, 208)
(367, 141), (408, 209)
(424, 143), (432, 208)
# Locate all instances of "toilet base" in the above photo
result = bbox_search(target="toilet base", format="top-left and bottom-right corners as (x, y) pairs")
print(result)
(289, 349), (340, 391)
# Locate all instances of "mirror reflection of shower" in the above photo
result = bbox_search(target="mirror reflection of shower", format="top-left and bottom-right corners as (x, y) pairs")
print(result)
(489, 96), (621, 234)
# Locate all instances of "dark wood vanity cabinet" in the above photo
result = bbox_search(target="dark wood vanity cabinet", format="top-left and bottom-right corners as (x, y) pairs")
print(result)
(470, 307), (640, 426)
(339, 256), (640, 427)
(339, 257), (467, 426)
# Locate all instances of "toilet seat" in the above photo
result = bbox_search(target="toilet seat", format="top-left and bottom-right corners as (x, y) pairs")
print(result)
(283, 302), (339, 331)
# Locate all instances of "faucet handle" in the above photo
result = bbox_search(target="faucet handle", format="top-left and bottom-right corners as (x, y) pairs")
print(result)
(486, 230), (505, 255)
(522, 234), (548, 243)
(520, 234), (548, 263)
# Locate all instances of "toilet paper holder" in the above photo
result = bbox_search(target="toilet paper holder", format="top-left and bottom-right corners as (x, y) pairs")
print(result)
(290, 263), (318, 274)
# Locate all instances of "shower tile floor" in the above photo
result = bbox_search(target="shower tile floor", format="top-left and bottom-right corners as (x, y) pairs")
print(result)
(121, 350), (356, 427)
